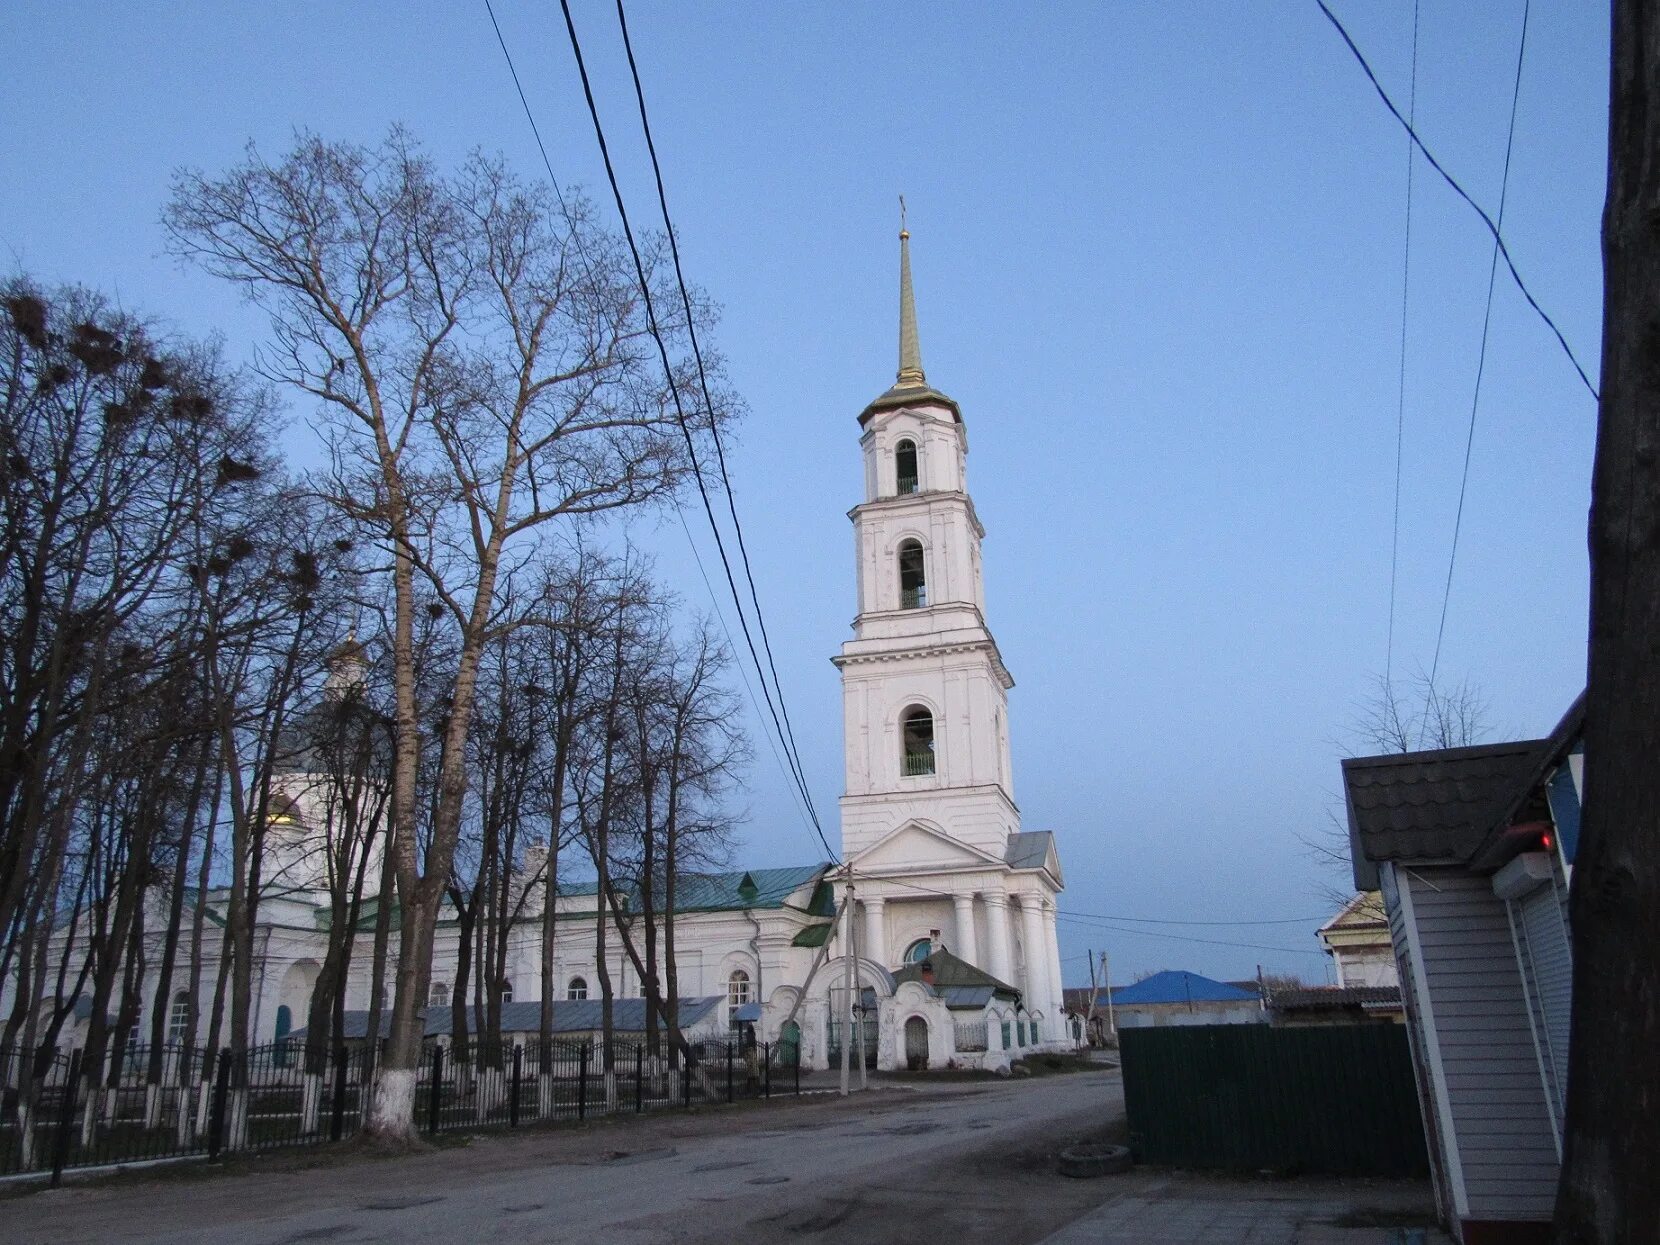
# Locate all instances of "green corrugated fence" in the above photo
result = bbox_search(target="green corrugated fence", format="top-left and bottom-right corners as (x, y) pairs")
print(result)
(1119, 1024), (1429, 1176)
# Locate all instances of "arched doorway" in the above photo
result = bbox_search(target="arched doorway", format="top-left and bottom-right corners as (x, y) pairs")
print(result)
(904, 1016), (929, 1071)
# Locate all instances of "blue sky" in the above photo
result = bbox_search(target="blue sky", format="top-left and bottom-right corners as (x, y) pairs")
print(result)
(3, 2), (1607, 985)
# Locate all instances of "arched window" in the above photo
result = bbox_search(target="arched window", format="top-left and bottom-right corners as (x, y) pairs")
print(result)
(904, 938), (932, 964)
(902, 706), (935, 776)
(429, 981), (449, 1008)
(895, 439), (919, 494)
(167, 991), (191, 1044)
(566, 976), (587, 1001)
(499, 979), (513, 1005)
(727, 969), (752, 1026)
(898, 539), (927, 609)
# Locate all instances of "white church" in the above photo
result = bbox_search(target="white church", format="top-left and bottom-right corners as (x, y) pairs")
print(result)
(5, 227), (1073, 1074)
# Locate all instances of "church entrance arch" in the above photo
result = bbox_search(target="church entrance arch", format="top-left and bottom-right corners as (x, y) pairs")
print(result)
(904, 1016), (930, 1071)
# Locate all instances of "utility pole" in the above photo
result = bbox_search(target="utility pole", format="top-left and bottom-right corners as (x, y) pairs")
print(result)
(1556, 3), (1660, 1238)
(851, 897), (868, 1090)
(1084, 948), (1102, 1045)
(840, 879), (854, 1097)
(1101, 951), (1115, 1044)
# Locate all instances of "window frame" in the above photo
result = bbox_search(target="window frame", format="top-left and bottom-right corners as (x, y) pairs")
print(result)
(566, 976), (588, 1001)
(895, 438), (919, 495)
(901, 704), (936, 776)
(897, 538), (927, 609)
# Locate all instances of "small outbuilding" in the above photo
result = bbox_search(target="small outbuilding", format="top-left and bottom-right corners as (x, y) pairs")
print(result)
(1108, 970), (1263, 1029)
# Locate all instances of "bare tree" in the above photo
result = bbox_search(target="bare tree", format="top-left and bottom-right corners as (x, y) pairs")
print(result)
(164, 130), (729, 1140)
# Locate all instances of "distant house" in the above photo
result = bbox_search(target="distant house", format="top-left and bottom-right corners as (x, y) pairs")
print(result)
(1318, 892), (1398, 988)
(1343, 695), (1582, 1244)
(1108, 970), (1262, 1029)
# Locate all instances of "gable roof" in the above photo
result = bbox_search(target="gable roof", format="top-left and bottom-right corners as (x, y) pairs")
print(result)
(891, 947), (1020, 1003)
(1110, 970), (1258, 1006)
(1341, 740), (1548, 890)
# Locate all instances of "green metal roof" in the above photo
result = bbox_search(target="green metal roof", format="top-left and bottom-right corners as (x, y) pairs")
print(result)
(557, 864), (831, 914)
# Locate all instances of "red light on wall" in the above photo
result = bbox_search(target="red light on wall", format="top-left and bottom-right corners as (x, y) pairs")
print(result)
(1541, 832), (1554, 851)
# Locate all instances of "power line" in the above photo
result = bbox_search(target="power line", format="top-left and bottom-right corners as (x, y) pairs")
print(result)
(1314, 0), (1599, 402)
(552, 0), (838, 864)
(611, 0), (817, 824)
(1054, 913), (1328, 958)
(481, 0), (827, 864)
(867, 871), (1326, 928)
(1423, 0), (1532, 737)
(1386, 0), (1420, 685)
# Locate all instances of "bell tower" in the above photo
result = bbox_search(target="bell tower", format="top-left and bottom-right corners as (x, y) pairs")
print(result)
(832, 215), (1066, 1038)
(834, 221), (1019, 863)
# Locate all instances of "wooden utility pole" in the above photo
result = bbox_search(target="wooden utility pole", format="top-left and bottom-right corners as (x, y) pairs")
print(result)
(1555, 4), (1660, 1240)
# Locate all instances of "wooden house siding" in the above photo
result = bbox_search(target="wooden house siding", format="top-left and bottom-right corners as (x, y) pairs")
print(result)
(1398, 865), (1559, 1226)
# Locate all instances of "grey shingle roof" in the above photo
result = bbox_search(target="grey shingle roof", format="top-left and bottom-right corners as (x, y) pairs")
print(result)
(1342, 740), (1548, 890)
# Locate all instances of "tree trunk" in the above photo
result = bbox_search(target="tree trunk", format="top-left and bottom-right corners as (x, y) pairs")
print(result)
(1554, 3), (1660, 1240)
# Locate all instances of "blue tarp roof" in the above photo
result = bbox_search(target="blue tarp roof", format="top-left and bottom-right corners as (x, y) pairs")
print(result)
(1110, 971), (1259, 1006)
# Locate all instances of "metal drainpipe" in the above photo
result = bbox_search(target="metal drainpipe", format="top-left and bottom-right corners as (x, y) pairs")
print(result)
(744, 908), (764, 1024)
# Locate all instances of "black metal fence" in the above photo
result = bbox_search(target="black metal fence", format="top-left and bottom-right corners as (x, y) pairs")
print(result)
(1119, 1023), (1429, 1176)
(2, 1033), (801, 1182)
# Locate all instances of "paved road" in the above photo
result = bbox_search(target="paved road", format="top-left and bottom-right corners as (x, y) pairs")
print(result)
(7, 1071), (1126, 1244)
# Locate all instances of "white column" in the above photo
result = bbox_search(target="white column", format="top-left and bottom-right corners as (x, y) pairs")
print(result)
(863, 896), (886, 969)
(1019, 896), (1049, 1025)
(1044, 899), (1065, 1027)
(984, 892), (1012, 985)
(952, 892), (978, 966)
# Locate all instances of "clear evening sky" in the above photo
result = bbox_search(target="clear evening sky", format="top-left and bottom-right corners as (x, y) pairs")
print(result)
(2, 3), (1606, 986)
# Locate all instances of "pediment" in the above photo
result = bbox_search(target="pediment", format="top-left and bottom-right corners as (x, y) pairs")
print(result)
(850, 821), (1002, 873)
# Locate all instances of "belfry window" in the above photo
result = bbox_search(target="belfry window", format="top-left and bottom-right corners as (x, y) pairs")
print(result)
(898, 540), (927, 609)
(896, 439), (918, 495)
(902, 706), (936, 776)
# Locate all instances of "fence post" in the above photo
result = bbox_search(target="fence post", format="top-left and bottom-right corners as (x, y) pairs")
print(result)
(578, 1043), (589, 1122)
(726, 1040), (733, 1103)
(509, 1045), (522, 1127)
(634, 1045), (643, 1113)
(49, 1049), (82, 1187)
(764, 1042), (771, 1099)
(426, 1046), (443, 1136)
(206, 1051), (231, 1161)
(329, 1048), (349, 1142)
(795, 1044), (801, 1096)
(682, 1050), (692, 1108)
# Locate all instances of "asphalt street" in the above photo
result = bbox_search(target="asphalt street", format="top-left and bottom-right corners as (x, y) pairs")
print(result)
(6, 1069), (1127, 1244)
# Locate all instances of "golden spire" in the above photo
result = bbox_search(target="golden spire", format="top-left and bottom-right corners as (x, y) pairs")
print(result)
(896, 196), (926, 389)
